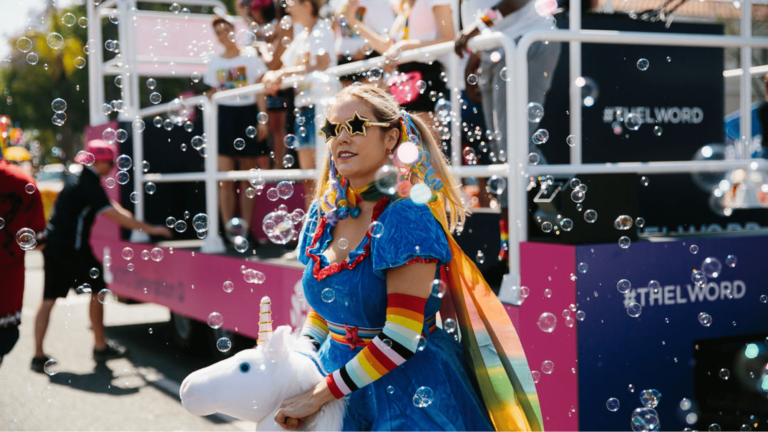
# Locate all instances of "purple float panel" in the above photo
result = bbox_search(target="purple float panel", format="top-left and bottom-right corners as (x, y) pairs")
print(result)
(574, 235), (768, 431)
(514, 241), (580, 431)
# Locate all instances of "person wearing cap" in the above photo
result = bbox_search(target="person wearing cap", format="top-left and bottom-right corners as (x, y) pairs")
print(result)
(31, 140), (172, 373)
(0, 150), (46, 367)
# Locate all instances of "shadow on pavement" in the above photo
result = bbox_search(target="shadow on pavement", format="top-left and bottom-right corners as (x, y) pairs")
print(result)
(48, 362), (140, 396)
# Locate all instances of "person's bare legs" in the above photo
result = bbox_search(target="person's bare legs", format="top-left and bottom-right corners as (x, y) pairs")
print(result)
(237, 156), (268, 227)
(90, 294), (107, 350)
(33, 299), (56, 357)
(218, 155), (236, 226)
(270, 110), (287, 170)
(297, 149), (316, 210)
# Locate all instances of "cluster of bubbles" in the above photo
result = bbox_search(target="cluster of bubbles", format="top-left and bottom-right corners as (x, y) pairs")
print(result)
(263, 204), (303, 246)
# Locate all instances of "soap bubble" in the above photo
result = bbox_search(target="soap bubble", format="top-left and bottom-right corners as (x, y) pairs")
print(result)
(174, 220), (187, 233)
(584, 209), (598, 223)
(625, 113), (642, 131)
(221, 281), (234, 293)
(97, 288), (114, 304)
(192, 213), (209, 232)
(16, 37), (33, 53)
(537, 312), (557, 333)
(15, 228), (37, 250)
(561, 218), (574, 231)
(149, 92), (162, 104)
(144, 182), (156, 195)
(691, 270), (707, 286)
(116, 155), (132, 171)
(725, 255), (737, 268)
(617, 279), (631, 293)
(636, 58), (650, 71)
(149, 247), (164, 262)
(701, 257), (722, 278)
(639, 389), (661, 408)
(527, 102), (544, 123)
(277, 181), (294, 199)
(431, 279), (447, 299)
(690, 245), (699, 254)
(43, 358), (60, 376)
(488, 176), (507, 194)
(541, 360), (554, 374)
(698, 312), (712, 327)
(51, 98), (67, 113)
(26, 52), (39, 65)
(368, 221), (384, 238)
(528, 152), (540, 165)
(321, 288), (336, 303)
(46, 33), (64, 50)
(606, 397), (620, 412)
(257, 112), (269, 124)
(614, 215), (633, 230)
(234, 138), (246, 150)
(619, 236), (631, 249)
(532, 129), (549, 145)
(626, 302), (642, 317)
(412, 386), (434, 408)
(719, 368), (730, 380)
(122, 247), (134, 261)
(207, 312), (224, 329)
(630, 408), (660, 432)
(74, 57), (86, 69)
(216, 337), (232, 352)
(262, 210), (295, 245)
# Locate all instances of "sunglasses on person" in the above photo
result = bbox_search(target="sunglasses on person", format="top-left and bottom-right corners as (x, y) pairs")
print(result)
(318, 112), (392, 143)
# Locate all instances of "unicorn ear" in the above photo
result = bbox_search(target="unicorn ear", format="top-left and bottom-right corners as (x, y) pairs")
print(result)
(257, 296), (273, 345)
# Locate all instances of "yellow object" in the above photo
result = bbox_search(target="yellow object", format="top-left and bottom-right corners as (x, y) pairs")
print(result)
(3, 146), (30, 162)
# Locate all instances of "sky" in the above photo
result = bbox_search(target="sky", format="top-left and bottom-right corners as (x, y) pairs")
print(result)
(0, 0), (80, 60)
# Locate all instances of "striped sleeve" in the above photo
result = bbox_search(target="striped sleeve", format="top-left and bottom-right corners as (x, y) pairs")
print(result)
(301, 308), (329, 350)
(325, 294), (427, 399)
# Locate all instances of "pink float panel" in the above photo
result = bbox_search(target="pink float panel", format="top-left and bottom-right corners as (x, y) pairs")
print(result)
(249, 182), (307, 241)
(90, 237), (305, 340)
(515, 241), (579, 431)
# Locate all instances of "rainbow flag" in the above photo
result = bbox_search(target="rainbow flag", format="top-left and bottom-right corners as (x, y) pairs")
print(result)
(428, 195), (543, 432)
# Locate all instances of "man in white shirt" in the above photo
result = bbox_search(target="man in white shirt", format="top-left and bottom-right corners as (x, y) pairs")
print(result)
(455, 0), (561, 272)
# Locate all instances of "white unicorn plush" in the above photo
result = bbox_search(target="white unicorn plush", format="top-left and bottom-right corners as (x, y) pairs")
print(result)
(180, 297), (345, 431)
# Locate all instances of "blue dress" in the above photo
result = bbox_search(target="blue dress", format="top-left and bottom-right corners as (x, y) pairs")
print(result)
(297, 198), (494, 431)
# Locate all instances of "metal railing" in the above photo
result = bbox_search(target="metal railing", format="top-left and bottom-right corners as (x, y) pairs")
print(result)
(133, 32), (515, 254)
(88, 0), (768, 305)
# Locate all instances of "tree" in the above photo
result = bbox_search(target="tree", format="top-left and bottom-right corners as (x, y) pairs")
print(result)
(0, 3), (89, 164)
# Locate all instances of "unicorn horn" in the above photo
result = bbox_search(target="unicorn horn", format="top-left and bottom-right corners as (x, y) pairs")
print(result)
(257, 296), (273, 344)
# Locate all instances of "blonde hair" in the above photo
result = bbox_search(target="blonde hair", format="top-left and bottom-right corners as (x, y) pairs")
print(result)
(313, 84), (468, 232)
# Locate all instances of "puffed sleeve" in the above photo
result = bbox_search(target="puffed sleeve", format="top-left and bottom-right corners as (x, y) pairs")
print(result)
(296, 201), (320, 266)
(370, 199), (451, 279)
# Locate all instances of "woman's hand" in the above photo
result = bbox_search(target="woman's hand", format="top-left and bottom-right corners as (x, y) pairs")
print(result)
(262, 70), (283, 96)
(274, 379), (335, 430)
(454, 24), (481, 58)
(344, 0), (361, 24)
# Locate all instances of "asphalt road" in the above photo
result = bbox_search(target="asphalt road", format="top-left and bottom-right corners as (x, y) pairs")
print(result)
(0, 251), (253, 431)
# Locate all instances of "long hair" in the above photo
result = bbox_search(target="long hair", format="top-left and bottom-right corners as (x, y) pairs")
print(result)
(313, 84), (468, 232)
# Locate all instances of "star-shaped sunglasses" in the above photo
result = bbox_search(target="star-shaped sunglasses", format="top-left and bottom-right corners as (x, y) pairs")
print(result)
(318, 112), (392, 143)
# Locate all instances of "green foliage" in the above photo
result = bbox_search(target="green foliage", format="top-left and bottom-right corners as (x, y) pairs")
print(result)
(0, 4), (90, 164)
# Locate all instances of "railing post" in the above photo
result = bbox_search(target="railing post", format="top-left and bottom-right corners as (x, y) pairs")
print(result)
(87, 0), (106, 126)
(202, 99), (226, 253)
(739, 0), (753, 156)
(570, 0), (583, 165)
(120, 0), (150, 242)
(497, 34), (523, 304)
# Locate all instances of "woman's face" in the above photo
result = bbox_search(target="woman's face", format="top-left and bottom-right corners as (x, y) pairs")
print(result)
(327, 98), (397, 187)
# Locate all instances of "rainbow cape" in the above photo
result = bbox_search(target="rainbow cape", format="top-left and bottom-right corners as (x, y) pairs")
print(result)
(428, 195), (543, 432)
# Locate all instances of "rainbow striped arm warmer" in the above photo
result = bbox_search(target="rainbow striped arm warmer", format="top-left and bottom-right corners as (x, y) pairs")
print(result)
(325, 294), (427, 399)
(301, 308), (329, 351)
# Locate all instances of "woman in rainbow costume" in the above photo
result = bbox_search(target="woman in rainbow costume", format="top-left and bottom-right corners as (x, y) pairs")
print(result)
(274, 84), (542, 431)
